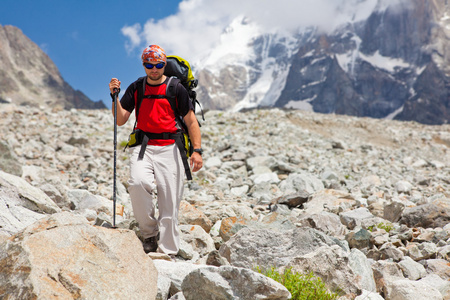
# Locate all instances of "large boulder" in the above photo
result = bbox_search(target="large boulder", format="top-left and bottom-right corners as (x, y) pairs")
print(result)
(0, 171), (61, 236)
(399, 198), (450, 228)
(0, 141), (22, 176)
(219, 227), (347, 269)
(0, 170), (60, 214)
(289, 245), (368, 297)
(0, 212), (158, 299)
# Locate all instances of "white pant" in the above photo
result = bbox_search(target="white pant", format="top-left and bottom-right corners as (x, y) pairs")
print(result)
(128, 143), (184, 255)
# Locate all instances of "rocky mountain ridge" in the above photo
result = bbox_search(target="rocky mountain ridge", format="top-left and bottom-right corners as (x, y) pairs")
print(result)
(195, 0), (450, 125)
(0, 103), (449, 299)
(0, 25), (105, 109)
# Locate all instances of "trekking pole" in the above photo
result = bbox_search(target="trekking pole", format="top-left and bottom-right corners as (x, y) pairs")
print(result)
(112, 88), (119, 228)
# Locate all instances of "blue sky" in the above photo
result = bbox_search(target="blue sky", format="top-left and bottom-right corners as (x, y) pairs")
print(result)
(1, 0), (182, 108)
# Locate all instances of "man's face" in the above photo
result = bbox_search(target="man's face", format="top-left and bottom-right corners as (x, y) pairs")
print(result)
(143, 62), (165, 81)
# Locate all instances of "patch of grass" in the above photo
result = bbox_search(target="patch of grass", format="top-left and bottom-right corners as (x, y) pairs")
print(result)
(256, 266), (339, 300)
(368, 222), (394, 233)
(120, 140), (128, 148)
(377, 222), (394, 233)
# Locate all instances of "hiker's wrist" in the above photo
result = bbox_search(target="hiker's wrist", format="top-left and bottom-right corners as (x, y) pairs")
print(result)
(193, 148), (203, 156)
(110, 88), (121, 102)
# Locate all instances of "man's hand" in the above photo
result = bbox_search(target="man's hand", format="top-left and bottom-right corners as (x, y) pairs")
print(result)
(109, 78), (121, 95)
(184, 110), (202, 172)
(190, 152), (203, 172)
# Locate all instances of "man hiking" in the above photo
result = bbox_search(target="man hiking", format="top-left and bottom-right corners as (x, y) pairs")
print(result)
(108, 45), (203, 258)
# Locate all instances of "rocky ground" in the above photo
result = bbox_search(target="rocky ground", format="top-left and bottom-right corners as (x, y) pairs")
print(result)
(0, 103), (449, 299)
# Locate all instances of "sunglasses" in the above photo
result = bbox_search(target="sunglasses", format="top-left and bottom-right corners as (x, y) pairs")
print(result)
(143, 62), (165, 69)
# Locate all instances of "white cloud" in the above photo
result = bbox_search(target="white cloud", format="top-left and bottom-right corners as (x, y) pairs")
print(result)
(121, 23), (142, 54)
(121, 0), (411, 61)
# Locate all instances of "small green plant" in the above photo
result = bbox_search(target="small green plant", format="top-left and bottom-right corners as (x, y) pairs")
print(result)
(120, 140), (128, 148)
(367, 222), (394, 233)
(377, 222), (394, 233)
(256, 266), (339, 300)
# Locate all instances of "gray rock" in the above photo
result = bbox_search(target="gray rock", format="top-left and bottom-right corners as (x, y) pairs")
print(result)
(371, 260), (405, 297)
(219, 227), (347, 269)
(154, 260), (203, 297)
(379, 243), (405, 262)
(273, 191), (309, 208)
(389, 279), (443, 300)
(339, 207), (377, 230)
(179, 224), (216, 262)
(246, 156), (277, 171)
(169, 292), (187, 300)
(0, 141), (22, 176)
(205, 156), (222, 169)
(303, 189), (355, 215)
(301, 211), (348, 237)
(278, 172), (324, 195)
(0, 191), (45, 235)
(0, 171), (60, 214)
(424, 259), (450, 280)
(68, 189), (113, 215)
(398, 256), (427, 280)
(395, 180), (413, 194)
(250, 172), (280, 185)
(354, 290), (385, 300)
(181, 266), (291, 300)
(419, 274), (450, 300)
(39, 183), (69, 209)
(408, 242), (437, 261)
(346, 228), (372, 249)
(437, 244), (450, 260)
(205, 250), (230, 267)
(384, 199), (406, 223)
(289, 245), (362, 296)
(400, 198), (450, 228)
(348, 248), (377, 292)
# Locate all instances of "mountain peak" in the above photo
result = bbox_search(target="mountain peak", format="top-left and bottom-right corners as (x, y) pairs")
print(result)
(0, 25), (105, 110)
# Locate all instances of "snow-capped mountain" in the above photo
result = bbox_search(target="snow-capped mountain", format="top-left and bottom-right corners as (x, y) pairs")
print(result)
(194, 0), (450, 125)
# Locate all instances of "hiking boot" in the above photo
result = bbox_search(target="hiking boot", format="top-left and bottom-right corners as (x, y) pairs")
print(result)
(143, 236), (158, 254)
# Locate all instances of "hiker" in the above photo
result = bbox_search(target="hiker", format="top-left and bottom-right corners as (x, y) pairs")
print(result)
(108, 45), (203, 257)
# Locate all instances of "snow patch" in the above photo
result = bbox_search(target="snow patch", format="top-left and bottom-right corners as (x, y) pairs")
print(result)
(197, 16), (261, 71)
(360, 51), (410, 72)
(385, 105), (404, 120)
(284, 96), (316, 111)
(416, 65), (427, 75)
(337, 48), (411, 74)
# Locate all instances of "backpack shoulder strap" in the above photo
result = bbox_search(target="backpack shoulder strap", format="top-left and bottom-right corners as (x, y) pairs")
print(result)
(165, 76), (181, 116)
(136, 76), (182, 125)
(135, 76), (147, 121)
